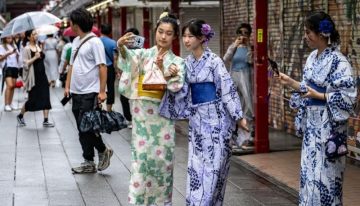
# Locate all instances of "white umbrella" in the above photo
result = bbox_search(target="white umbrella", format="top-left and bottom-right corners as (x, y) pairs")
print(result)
(36, 25), (59, 35)
(0, 11), (61, 38)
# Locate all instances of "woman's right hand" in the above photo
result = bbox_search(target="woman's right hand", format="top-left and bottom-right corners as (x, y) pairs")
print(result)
(276, 72), (294, 86)
(34, 52), (41, 60)
(117, 32), (134, 47)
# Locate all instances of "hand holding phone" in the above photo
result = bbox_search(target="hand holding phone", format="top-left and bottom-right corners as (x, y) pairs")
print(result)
(61, 94), (72, 106)
(129, 35), (145, 49)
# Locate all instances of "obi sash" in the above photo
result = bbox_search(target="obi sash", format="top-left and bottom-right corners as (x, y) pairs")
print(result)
(308, 81), (326, 106)
(138, 75), (165, 99)
(190, 82), (217, 104)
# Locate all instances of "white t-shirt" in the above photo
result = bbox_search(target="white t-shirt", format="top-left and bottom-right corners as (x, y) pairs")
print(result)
(0, 44), (20, 68)
(69, 33), (106, 94)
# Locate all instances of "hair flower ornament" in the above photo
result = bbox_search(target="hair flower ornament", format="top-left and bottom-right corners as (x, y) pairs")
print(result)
(201, 24), (215, 44)
(319, 19), (333, 37)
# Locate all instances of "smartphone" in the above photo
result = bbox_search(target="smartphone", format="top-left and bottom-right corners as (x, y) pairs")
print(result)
(290, 91), (307, 95)
(268, 58), (279, 75)
(130, 35), (145, 49)
(61, 95), (72, 106)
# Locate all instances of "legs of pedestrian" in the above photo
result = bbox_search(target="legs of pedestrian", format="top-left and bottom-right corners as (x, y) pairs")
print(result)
(120, 95), (132, 128)
(71, 93), (113, 174)
(42, 109), (54, 127)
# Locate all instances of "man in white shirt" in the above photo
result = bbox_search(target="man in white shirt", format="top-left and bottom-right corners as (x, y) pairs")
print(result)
(64, 8), (112, 174)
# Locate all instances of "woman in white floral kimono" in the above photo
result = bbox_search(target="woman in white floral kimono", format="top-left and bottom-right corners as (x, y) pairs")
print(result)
(278, 11), (356, 205)
(116, 13), (185, 206)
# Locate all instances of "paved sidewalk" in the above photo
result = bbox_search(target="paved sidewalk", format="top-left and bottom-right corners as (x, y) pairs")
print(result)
(0, 87), (298, 206)
(233, 143), (360, 206)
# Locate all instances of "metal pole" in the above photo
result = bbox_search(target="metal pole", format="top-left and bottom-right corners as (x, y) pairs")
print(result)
(254, 0), (269, 153)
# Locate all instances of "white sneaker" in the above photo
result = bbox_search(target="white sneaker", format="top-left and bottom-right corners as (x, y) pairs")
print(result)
(4, 105), (12, 112)
(11, 103), (18, 110)
(127, 121), (132, 129)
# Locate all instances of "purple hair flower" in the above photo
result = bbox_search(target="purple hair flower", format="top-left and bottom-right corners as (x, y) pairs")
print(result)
(319, 19), (333, 37)
(201, 24), (215, 43)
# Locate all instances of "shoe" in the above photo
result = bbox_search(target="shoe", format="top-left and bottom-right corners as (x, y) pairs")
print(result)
(17, 115), (26, 127)
(43, 121), (54, 127)
(4, 105), (12, 112)
(71, 161), (97, 174)
(241, 140), (255, 150)
(127, 121), (132, 129)
(97, 147), (113, 171)
(11, 103), (18, 110)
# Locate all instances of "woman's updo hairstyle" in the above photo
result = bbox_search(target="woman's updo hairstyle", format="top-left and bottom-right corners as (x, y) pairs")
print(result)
(181, 19), (215, 44)
(155, 11), (180, 37)
(304, 11), (340, 46)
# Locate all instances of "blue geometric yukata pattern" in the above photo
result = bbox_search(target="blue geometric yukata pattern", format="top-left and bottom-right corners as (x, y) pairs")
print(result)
(160, 48), (243, 206)
(289, 47), (356, 206)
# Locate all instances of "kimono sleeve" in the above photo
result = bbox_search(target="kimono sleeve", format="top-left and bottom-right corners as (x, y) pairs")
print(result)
(213, 56), (243, 121)
(327, 59), (357, 121)
(166, 56), (186, 93)
(117, 46), (144, 98)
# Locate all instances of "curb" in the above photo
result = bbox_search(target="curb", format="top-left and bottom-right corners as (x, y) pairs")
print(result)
(231, 156), (299, 198)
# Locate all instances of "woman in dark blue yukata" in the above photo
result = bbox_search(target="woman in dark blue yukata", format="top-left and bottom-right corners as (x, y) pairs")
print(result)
(159, 19), (248, 206)
(277, 11), (356, 205)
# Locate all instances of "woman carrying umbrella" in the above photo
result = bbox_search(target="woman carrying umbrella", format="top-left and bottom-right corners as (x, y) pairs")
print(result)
(0, 36), (21, 111)
(16, 29), (54, 127)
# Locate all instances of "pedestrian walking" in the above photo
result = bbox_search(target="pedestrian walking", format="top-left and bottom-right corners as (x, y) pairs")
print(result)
(100, 24), (117, 112)
(64, 8), (112, 174)
(277, 11), (356, 205)
(0, 36), (21, 111)
(159, 19), (248, 206)
(223, 23), (255, 150)
(116, 28), (142, 128)
(117, 12), (185, 206)
(17, 29), (54, 127)
(44, 34), (59, 87)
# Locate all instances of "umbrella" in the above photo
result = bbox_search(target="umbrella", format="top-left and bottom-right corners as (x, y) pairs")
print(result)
(0, 11), (61, 38)
(80, 108), (127, 134)
(63, 26), (100, 37)
(36, 25), (59, 35)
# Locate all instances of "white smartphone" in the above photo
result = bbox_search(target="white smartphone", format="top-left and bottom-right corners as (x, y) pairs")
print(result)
(130, 35), (145, 49)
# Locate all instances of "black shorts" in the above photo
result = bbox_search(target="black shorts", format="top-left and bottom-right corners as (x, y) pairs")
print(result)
(4, 67), (19, 79)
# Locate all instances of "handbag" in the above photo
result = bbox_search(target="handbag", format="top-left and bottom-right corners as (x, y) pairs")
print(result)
(141, 61), (167, 91)
(325, 131), (348, 159)
(325, 108), (348, 159)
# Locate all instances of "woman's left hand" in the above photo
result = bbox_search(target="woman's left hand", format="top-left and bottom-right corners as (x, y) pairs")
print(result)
(168, 64), (179, 77)
(302, 86), (324, 100)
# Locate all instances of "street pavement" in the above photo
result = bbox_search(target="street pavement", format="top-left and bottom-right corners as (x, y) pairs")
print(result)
(0, 87), (298, 206)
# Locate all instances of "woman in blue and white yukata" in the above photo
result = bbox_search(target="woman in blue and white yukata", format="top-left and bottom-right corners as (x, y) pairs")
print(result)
(160, 19), (248, 206)
(277, 11), (356, 206)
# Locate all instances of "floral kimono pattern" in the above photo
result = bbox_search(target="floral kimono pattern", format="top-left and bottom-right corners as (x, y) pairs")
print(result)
(160, 48), (243, 206)
(289, 47), (356, 206)
(118, 46), (185, 205)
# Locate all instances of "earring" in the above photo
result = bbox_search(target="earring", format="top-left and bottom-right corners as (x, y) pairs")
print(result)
(328, 37), (331, 45)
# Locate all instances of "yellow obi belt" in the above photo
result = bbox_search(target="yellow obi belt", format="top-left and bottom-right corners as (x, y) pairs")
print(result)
(137, 75), (165, 99)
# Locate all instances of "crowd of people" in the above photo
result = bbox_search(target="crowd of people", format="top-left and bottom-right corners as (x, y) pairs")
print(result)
(0, 7), (356, 206)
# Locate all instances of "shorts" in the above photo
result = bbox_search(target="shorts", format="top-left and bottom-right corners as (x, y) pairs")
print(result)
(4, 67), (19, 79)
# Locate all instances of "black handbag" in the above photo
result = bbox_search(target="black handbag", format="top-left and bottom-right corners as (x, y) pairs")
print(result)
(325, 131), (348, 159)
(325, 108), (348, 159)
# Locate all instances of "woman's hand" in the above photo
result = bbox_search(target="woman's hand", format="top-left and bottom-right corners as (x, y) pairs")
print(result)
(34, 52), (41, 60)
(276, 72), (294, 87)
(238, 118), (249, 132)
(302, 86), (325, 100)
(117, 32), (134, 47)
(155, 47), (168, 71)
